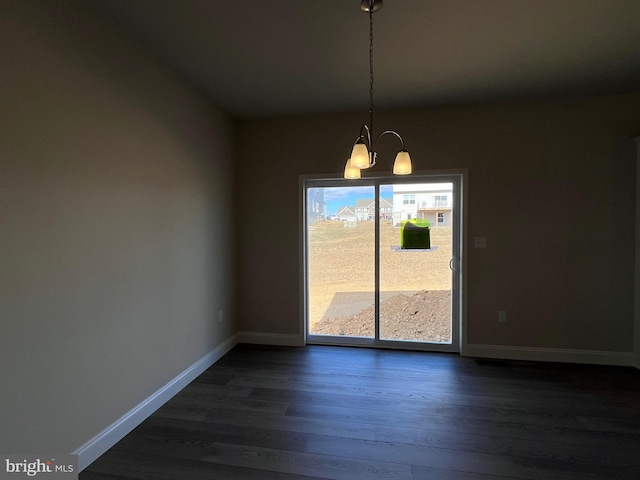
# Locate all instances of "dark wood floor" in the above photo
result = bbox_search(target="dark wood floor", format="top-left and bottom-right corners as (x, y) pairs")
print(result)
(81, 344), (640, 480)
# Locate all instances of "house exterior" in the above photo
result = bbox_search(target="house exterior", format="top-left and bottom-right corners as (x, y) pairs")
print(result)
(336, 206), (356, 222)
(392, 183), (453, 227)
(354, 198), (393, 221)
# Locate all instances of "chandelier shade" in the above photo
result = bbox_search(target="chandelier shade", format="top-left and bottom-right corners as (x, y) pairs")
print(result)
(344, 159), (362, 179)
(350, 142), (371, 169)
(393, 151), (412, 175)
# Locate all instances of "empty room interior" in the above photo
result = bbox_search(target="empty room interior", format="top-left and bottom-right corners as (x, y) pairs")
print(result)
(2, 0), (640, 479)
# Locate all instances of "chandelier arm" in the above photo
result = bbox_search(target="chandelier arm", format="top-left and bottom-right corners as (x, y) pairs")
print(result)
(358, 124), (372, 146)
(373, 129), (407, 152)
(352, 135), (367, 146)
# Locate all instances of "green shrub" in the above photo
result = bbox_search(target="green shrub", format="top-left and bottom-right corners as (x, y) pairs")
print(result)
(400, 219), (430, 249)
(401, 218), (430, 228)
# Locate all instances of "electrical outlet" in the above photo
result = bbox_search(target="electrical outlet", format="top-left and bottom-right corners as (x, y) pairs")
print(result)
(498, 311), (507, 323)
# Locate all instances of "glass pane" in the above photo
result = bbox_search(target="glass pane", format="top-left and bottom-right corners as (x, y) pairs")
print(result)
(307, 186), (374, 338)
(379, 183), (453, 343)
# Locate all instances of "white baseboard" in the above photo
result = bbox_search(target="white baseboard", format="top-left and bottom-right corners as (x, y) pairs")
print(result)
(236, 331), (304, 346)
(463, 343), (634, 366)
(73, 334), (238, 471)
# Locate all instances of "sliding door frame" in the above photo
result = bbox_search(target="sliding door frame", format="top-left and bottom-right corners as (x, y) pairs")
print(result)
(300, 169), (467, 352)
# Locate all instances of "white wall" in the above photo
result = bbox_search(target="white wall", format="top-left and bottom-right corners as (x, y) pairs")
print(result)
(0, 0), (235, 456)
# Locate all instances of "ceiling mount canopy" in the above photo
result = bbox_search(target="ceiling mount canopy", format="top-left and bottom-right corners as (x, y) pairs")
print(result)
(360, 0), (383, 13)
(344, 0), (412, 179)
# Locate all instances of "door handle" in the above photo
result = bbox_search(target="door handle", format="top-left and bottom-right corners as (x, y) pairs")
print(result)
(449, 258), (456, 271)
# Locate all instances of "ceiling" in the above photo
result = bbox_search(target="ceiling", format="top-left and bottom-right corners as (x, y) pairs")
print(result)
(85, 0), (640, 118)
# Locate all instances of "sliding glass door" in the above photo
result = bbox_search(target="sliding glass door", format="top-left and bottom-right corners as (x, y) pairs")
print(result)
(303, 174), (462, 351)
(306, 185), (375, 340)
(378, 182), (453, 344)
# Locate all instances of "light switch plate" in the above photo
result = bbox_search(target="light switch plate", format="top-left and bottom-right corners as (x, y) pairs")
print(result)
(474, 237), (487, 248)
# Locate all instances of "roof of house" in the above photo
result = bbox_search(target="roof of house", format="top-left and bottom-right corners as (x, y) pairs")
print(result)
(336, 206), (355, 215)
(355, 198), (393, 209)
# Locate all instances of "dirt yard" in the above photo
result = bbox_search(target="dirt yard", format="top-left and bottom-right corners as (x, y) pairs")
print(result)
(307, 220), (452, 342)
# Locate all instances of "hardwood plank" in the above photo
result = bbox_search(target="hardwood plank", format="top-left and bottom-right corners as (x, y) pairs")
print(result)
(190, 371), (235, 385)
(182, 381), (254, 398)
(170, 391), (288, 415)
(302, 432), (640, 480)
(282, 403), (640, 451)
(228, 373), (638, 413)
(208, 407), (639, 466)
(253, 388), (584, 428)
(129, 416), (310, 448)
(79, 473), (133, 480)
(248, 384), (640, 421)
(81, 450), (137, 477)
(200, 442), (413, 480)
(204, 365), (293, 380)
(411, 465), (532, 480)
(576, 415), (640, 434)
(153, 403), (209, 422)
(86, 450), (328, 480)
(284, 400), (586, 432)
(248, 385), (533, 413)
(111, 430), (309, 463)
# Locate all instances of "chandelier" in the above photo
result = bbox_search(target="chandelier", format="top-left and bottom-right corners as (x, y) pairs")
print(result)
(344, 0), (412, 179)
